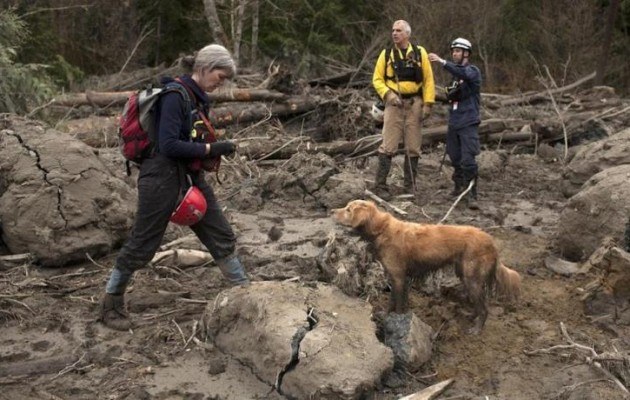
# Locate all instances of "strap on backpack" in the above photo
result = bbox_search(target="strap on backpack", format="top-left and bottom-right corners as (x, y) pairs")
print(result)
(384, 45), (421, 81)
(174, 77), (222, 182)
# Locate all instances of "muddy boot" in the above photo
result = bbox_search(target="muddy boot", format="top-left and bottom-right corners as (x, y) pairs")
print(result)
(372, 153), (392, 199)
(98, 293), (131, 331)
(216, 254), (250, 287)
(450, 168), (464, 198)
(403, 156), (419, 194)
(463, 173), (479, 210)
(465, 190), (479, 210)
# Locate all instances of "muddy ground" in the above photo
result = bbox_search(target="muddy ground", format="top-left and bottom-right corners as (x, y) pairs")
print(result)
(2, 108), (630, 400)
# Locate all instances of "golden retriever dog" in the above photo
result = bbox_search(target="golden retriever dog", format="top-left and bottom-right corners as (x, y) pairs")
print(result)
(332, 200), (521, 334)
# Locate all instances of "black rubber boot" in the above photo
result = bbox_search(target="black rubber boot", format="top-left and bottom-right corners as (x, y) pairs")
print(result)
(98, 293), (131, 331)
(462, 171), (479, 210)
(625, 216), (630, 252)
(450, 168), (464, 198)
(403, 156), (419, 194)
(373, 153), (392, 199)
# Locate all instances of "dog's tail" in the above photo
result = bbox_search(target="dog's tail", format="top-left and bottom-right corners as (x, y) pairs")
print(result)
(495, 261), (521, 302)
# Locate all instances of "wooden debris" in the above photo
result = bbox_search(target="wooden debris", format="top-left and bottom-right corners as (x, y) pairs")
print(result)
(51, 88), (289, 107)
(490, 72), (597, 108)
(151, 249), (213, 267)
(544, 255), (590, 276)
(0, 253), (34, 271)
(524, 322), (630, 396)
(364, 189), (408, 216)
(0, 354), (79, 378)
(397, 378), (454, 400)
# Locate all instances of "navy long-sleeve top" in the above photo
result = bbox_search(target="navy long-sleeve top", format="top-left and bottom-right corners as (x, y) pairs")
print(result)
(155, 74), (208, 159)
(443, 61), (481, 129)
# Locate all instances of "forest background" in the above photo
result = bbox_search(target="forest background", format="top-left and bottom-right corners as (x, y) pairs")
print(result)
(0, 0), (629, 115)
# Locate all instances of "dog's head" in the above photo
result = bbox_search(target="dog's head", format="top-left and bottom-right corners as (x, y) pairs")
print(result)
(332, 200), (380, 234)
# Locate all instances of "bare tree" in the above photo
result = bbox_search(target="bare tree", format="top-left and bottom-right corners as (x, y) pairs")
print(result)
(251, 0), (259, 64)
(596, 0), (621, 85)
(202, 0), (231, 48)
(231, 0), (246, 64)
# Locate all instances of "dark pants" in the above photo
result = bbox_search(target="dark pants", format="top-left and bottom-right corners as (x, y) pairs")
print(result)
(115, 153), (235, 274)
(446, 124), (480, 179)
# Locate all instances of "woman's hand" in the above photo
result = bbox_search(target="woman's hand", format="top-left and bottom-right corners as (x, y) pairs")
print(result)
(207, 141), (236, 158)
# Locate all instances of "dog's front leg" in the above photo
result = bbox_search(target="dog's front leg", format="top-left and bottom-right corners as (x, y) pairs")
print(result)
(389, 275), (408, 314)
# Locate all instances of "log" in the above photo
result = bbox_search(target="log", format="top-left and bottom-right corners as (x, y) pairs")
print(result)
(0, 253), (34, 271)
(51, 88), (290, 108)
(209, 96), (320, 127)
(0, 354), (79, 378)
(236, 118), (530, 160)
(151, 249), (213, 267)
(421, 118), (528, 145)
(494, 71), (596, 108)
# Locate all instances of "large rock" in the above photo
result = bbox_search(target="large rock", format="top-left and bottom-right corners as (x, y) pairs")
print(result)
(0, 115), (136, 266)
(561, 127), (630, 197)
(203, 281), (394, 399)
(556, 164), (630, 261)
(382, 311), (433, 389)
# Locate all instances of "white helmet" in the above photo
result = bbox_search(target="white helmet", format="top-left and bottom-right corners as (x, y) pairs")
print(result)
(450, 37), (472, 53)
(371, 101), (385, 122)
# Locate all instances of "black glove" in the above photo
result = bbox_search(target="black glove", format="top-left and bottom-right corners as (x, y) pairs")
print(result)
(208, 141), (236, 158)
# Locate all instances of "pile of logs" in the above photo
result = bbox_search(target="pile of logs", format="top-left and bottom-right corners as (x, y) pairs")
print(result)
(48, 70), (629, 161)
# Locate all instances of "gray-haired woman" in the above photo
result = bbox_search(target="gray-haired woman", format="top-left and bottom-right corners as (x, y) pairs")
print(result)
(99, 44), (250, 331)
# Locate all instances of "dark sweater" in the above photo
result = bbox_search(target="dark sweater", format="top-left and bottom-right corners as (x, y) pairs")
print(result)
(443, 61), (481, 129)
(155, 74), (208, 159)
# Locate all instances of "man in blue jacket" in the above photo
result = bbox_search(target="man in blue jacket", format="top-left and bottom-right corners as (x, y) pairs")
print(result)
(429, 38), (481, 209)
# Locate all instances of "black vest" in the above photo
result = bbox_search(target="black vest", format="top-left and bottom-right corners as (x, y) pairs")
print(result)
(384, 46), (423, 84)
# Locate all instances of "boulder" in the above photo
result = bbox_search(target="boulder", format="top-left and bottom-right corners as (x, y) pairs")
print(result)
(556, 164), (630, 261)
(203, 281), (394, 399)
(383, 312), (433, 374)
(561, 127), (630, 197)
(0, 115), (136, 266)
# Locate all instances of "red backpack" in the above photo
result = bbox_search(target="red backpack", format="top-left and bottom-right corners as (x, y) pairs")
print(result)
(118, 82), (191, 167)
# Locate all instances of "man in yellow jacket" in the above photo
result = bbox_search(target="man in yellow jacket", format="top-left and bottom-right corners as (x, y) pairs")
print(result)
(372, 20), (435, 198)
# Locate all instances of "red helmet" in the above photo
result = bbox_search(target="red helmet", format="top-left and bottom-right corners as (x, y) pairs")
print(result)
(170, 186), (207, 226)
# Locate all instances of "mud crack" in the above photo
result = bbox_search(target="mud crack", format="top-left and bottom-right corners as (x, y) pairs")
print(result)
(275, 306), (319, 397)
(8, 132), (68, 227)
(296, 168), (337, 203)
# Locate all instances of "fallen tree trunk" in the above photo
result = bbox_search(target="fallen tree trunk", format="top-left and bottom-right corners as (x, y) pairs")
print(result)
(209, 96), (320, 127)
(0, 354), (79, 378)
(51, 88), (290, 107)
(236, 118), (530, 160)
(420, 118), (528, 145)
(492, 71), (597, 108)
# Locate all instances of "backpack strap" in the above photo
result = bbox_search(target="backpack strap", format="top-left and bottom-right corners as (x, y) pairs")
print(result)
(384, 46), (419, 81)
(173, 77), (196, 109)
(147, 82), (193, 158)
(411, 44), (420, 61)
(174, 77), (222, 180)
(384, 47), (391, 81)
